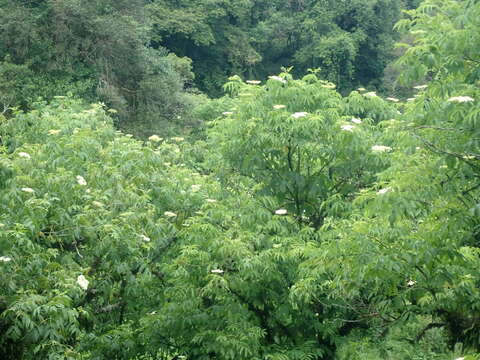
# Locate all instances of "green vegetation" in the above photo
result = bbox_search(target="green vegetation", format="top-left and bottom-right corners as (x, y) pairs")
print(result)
(0, 0), (200, 137)
(150, 0), (403, 95)
(1, 0), (480, 359)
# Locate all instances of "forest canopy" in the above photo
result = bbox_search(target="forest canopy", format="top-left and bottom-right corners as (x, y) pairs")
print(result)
(0, 0), (479, 359)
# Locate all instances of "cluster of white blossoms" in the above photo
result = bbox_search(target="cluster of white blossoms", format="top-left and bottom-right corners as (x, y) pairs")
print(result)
(76, 175), (87, 186)
(377, 187), (391, 195)
(268, 75), (287, 84)
(407, 280), (416, 286)
(386, 97), (399, 102)
(447, 96), (474, 103)
(321, 83), (336, 89)
(410, 30), (426, 35)
(273, 104), (286, 110)
(140, 235), (151, 242)
(357, 87), (366, 91)
(341, 124), (355, 132)
(21, 187), (35, 193)
(211, 269), (224, 274)
(164, 211), (177, 217)
(18, 152), (31, 159)
(48, 129), (61, 135)
(0, 256), (12, 262)
(275, 209), (287, 215)
(291, 112), (308, 118)
(371, 145), (392, 152)
(148, 135), (162, 142)
(77, 275), (89, 290)
(413, 85), (428, 90)
(222, 111), (234, 115)
(364, 91), (378, 97)
(351, 117), (362, 124)
(246, 80), (261, 85)
(191, 184), (201, 192)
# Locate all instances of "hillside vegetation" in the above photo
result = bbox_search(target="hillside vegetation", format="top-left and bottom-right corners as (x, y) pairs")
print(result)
(0, 0), (479, 359)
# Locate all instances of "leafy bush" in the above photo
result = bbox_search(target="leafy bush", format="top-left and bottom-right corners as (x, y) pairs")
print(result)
(0, 98), (220, 359)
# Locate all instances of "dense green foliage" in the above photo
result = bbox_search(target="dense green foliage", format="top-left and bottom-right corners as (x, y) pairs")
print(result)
(0, 0), (199, 136)
(1, 0), (413, 129)
(151, 0), (403, 95)
(1, 0), (480, 359)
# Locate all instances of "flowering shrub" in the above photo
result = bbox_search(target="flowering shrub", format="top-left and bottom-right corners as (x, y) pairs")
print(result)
(0, 98), (221, 359)
(208, 72), (389, 228)
(1, 1), (480, 357)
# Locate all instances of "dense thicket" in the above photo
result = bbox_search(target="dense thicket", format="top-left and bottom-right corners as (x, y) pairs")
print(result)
(1, 0), (414, 132)
(1, 0), (480, 359)
(0, 0), (199, 136)
(150, 0), (404, 95)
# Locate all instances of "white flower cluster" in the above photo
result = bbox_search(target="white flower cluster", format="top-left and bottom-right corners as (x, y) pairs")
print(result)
(386, 97), (399, 102)
(268, 75), (287, 84)
(148, 135), (162, 142)
(77, 275), (89, 290)
(291, 112), (308, 119)
(76, 175), (87, 186)
(341, 124), (355, 132)
(371, 145), (392, 152)
(377, 187), (391, 195)
(448, 96), (474, 103)
(191, 184), (201, 192)
(321, 83), (336, 89)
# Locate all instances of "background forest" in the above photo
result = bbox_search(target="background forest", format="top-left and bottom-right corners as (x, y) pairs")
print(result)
(0, 0), (479, 359)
